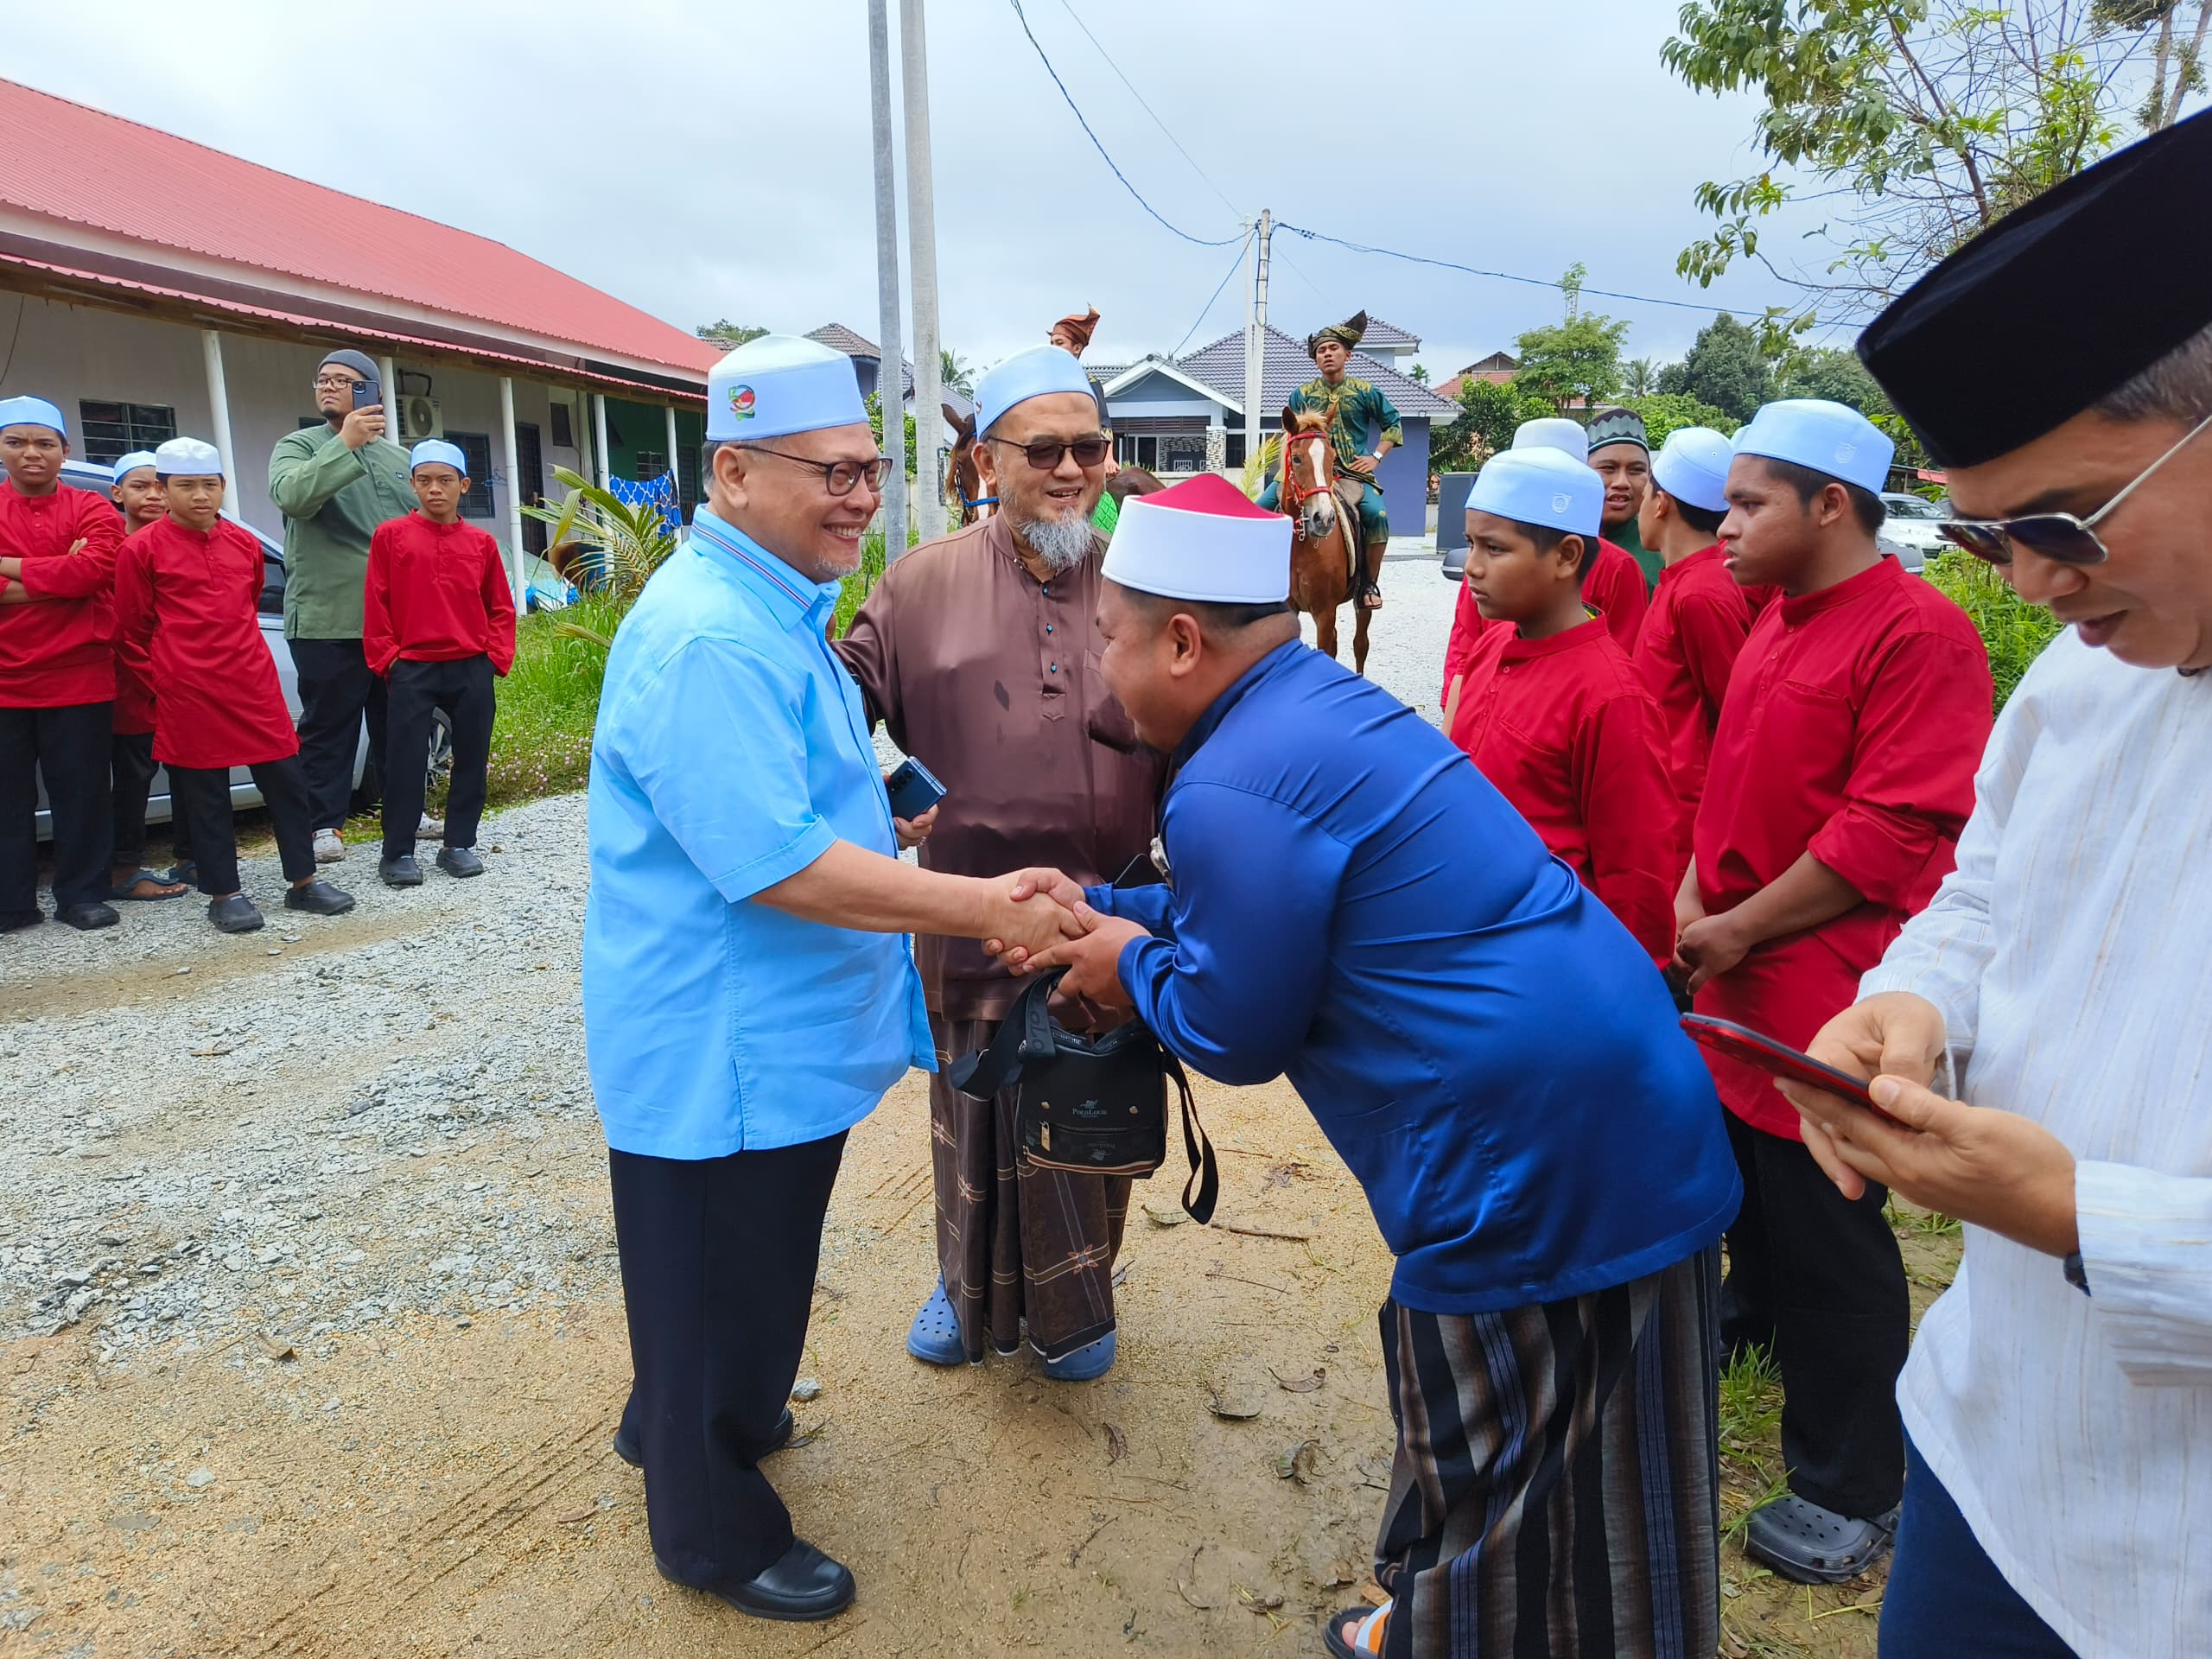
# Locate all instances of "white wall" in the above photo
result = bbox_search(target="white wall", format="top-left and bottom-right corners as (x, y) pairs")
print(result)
(0, 293), (594, 547)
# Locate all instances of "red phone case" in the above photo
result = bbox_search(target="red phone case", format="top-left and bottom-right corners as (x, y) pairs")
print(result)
(1679, 1014), (1903, 1122)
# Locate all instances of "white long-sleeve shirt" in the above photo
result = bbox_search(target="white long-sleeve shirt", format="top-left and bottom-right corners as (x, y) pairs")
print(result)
(1859, 626), (2211, 1657)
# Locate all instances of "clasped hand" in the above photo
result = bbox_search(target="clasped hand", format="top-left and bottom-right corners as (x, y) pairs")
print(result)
(981, 868), (1147, 1013)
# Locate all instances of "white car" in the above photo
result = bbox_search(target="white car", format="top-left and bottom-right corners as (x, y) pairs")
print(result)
(1879, 492), (1951, 558)
(31, 460), (427, 839)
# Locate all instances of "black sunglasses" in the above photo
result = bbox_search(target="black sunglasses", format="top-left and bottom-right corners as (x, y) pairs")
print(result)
(987, 434), (1110, 471)
(1938, 408), (2212, 567)
(744, 446), (889, 497)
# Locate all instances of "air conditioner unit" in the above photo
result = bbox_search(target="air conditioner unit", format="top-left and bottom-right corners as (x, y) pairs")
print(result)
(400, 396), (443, 441)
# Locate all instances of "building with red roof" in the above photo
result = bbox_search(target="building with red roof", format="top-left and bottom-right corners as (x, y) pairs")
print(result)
(0, 76), (718, 564)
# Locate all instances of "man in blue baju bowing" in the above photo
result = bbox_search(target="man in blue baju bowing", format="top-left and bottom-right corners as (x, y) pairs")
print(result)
(997, 473), (1742, 1659)
(584, 334), (1079, 1625)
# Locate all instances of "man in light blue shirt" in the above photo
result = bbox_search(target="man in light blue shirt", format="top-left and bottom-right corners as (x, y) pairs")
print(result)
(582, 334), (1078, 1625)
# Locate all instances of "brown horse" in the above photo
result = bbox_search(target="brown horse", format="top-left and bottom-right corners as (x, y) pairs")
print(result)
(1278, 404), (1371, 674)
(947, 410), (995, 525)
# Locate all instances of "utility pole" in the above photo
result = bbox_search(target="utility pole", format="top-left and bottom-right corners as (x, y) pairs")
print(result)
(900, 0), (943, 551)
(1242, 208), (1271, 483)
(868, 0), (908, 563)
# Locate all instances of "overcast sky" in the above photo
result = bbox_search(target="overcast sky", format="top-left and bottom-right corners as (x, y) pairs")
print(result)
(14, 0), (1811, 378)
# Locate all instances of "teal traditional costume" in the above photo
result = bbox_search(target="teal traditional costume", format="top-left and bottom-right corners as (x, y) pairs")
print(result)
(1255, 312), (1402, 602)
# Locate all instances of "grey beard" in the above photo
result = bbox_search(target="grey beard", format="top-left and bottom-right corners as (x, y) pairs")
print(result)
(1014, 510), (1095, 573)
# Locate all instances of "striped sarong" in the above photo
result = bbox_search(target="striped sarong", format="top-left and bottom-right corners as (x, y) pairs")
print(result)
(928, 1012), (1131, 1363)
(1373, 1245), (1722, 1659)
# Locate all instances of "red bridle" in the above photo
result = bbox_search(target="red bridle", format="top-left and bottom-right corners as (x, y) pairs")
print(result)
(1280, 425), (1338, 510)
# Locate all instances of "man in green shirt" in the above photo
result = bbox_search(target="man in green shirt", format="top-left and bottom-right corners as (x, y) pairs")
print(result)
(268, 348), (418, 861)
(1587, 406), (1660, 590)
(1255, 311), (1401, 609)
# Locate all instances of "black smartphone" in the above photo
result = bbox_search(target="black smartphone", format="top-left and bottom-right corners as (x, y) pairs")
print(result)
(885, 758), (946, 821)
(353, 379), (378, 410)
(1679, 1014), (1905, 1124)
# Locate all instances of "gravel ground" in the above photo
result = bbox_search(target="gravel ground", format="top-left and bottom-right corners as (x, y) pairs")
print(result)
(0, 556), (1459, 1368)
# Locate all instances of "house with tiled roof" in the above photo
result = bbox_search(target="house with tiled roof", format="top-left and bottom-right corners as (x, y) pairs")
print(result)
(1101, 323), (1458, 513)
(804, 324), (974, 435)
(0, 76), (718, 572)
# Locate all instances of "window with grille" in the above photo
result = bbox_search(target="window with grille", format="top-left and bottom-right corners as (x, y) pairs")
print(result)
(632, 450), (668, 481)
(78, 402), (176, 466)
(446, 432), (496, 518)
(677, 445), (702, 517)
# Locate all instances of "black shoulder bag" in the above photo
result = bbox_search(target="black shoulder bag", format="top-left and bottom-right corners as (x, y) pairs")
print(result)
(947, 969), (1217, 1224)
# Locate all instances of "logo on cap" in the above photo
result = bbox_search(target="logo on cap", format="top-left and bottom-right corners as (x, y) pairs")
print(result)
(1835, 441), (1857, 463)
(728, 385), (756, 420)
(1551, 493), (1572, 513)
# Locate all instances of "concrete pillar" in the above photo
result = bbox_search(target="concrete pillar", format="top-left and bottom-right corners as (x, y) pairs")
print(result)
(499, 376), (526, 607)
(594, 393), (612, 489)
(200, 330), (238, 488)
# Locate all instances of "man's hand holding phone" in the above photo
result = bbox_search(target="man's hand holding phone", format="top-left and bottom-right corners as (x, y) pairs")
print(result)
(338, 397), (387, 451)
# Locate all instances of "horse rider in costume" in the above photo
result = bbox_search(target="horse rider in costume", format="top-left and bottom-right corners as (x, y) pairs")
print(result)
(1256, 310), (1402, 610)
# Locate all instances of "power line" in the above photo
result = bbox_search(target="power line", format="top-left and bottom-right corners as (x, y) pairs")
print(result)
(1006, 0), (1243, 247)
(1169, 228), (1255, 359)
(1052, 0), (1239, 213)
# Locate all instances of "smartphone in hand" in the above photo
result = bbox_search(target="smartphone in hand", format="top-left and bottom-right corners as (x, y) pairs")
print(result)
(1679, 1014), (1905, 1124)
(886, 758), (946, 822)
(353, 380), (379, 410)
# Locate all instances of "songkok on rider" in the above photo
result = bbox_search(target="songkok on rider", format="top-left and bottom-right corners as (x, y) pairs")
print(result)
(1103, 474), (1290, 603)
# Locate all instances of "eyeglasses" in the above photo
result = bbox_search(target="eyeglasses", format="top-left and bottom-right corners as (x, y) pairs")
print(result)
(1938, 407), (2212, 568)
(312, 373), (366, 391)
(744, 446), (889, 496)
(987, 435), (1110, 471)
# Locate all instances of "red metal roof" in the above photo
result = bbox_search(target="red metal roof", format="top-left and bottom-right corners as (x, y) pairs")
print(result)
(0, 78), (719, 378)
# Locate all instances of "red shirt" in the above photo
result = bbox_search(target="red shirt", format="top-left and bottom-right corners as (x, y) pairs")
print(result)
(1692, 556), (1993, 1139)
(1633, 544), (1776, 877)
(362, 515), (517, 677)
(0, 482), (123, 708)
(1441, 537), (1648, 708)
(112, 518), (297, 770)
(1448, 615), (1679, 966)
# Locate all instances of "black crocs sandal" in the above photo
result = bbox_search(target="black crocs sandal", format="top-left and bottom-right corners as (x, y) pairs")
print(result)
(1745, 1494), (1899, 1583)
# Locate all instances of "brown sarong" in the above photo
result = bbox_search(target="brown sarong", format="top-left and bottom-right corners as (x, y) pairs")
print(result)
(928, 1011), (1130, 1363)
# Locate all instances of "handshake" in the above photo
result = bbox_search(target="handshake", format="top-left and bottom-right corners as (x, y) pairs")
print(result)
(974, 868), (1151, 1013)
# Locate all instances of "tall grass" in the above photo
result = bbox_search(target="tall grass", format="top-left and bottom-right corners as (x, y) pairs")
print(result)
(486, 592), (626, 808)
(1922, 550), (2063, 712)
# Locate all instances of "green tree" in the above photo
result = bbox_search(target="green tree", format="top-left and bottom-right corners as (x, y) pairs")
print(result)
(1512, 311), (1630, 410)
(1775, 345), (1893, 417)
(1660, 1), (2201, 324)
(1656, 314), (1775, 423)
(1433, 378), (1555, 471)
(696, 319), (768, 351)
(939, 347), (976, 397)
(865, 392), (918, 476)
(1624, 357), (1657, 397)
(1619, 391), (1739, 445)
(1408, 362), (1431, 385)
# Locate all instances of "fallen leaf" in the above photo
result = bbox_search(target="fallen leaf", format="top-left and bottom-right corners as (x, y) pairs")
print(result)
(555, 1508), (595, 1525)
(1273, 1366), (1325, 1393)
(1273, 1439), (1321, 1483)
(257, 1331), (296, 1362)
(1206, 1376), (1267, 1421)
(1359, 1580), (1390, 1607)
(1236, 1586), (1285, 1613)
(1262, 1160), (1311, 1189)
(1141, 1202), (1190, 1228)
(1103, 1422), (1128, 1463)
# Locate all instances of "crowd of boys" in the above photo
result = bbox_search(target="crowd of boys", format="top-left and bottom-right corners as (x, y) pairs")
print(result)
(0, 357), (513, 936)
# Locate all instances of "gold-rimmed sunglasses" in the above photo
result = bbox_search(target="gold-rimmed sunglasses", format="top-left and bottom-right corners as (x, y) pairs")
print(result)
(1938, 407), (2212, 567)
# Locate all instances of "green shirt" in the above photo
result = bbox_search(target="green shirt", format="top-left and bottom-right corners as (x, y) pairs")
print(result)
(1607, 512), (1662, 592)
(1289, 376), (1403, 490)
(268, 425), (417, 639)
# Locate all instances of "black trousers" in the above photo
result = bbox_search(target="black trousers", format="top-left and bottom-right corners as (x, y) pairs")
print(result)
(110, 730), (194, 871)
(168, 756), (319, 897)
(0, 700), (112, 912)
(383, 655), (495, 857)
(1719, 1109), (1908, 1519)
(291, 636), (386, 831)
(609, 1133), (848, 1586)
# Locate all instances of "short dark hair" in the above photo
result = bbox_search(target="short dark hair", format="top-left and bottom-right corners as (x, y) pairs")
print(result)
(1755, 456), (1887, 535)
(1663, 491), (1728, 537)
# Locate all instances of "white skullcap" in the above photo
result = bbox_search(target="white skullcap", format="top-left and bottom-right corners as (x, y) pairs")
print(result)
(1650, 427), (1735, 514)
(410, 438), (469, 474)
(976, 345), (1095, 438)
(1732, 399), (1893, 496)
(154, 437), (224, 479)
(111, 450), (159, 479)
(1512, 417), (1589, 464)
(707, 334), (868, 442)
(1102, 474), (1290, 603)
(1468, 446), (1602, 537)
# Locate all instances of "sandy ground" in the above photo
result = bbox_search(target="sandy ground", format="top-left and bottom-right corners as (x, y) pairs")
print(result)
(1, 559), (1961, 1656)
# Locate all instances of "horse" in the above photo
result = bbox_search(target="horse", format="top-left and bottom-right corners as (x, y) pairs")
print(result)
(1105, 465), (1165, 506)
(946, 410), (995, 525)
(1278, 403), (1372, 675)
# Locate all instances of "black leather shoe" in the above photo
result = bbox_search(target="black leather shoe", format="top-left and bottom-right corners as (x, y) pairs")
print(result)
(58, 901), (120, 931)
(379, 855), (423, 887)
(208, 894), (264, 934)
(435, 845), (485, 878)
(284, 880), (356, 917)
(656, 1539), (855, 1622)
(0, 907), (43, 932)
(614, 1409), (793, 1470)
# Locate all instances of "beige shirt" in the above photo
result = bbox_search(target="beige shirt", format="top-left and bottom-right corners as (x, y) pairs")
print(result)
(835, 514), (1166, 1021)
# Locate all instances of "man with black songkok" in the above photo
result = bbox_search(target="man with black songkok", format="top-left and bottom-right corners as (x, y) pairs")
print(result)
(1779, 107), (2212, 1659)
(1586, 406), (1659, 588)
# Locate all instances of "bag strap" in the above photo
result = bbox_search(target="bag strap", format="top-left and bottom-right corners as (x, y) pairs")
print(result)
(1165, 1050), (1218, 1224)
(945, 970), (1062, 1099)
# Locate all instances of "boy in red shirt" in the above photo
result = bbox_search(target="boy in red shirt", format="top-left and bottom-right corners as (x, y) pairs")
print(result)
(1632, 426), (1772, 880)
(363, 441), (515, 887)
(112, 439), (354, 934)
(1445, 446), (1676, 964)
(0, 395), (123, 932)
(103, 450), (191, 904)
(1676, 399), (1993, 1585)
(1439, 418), (1648, 706)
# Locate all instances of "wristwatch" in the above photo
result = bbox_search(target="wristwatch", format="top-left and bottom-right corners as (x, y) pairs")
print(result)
(2063, 1251), (2091, 1296)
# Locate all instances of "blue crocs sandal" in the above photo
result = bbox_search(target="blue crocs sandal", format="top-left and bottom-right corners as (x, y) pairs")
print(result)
(1040, 1328), (1116, 1382)
(906, 1281), (970, 1366)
